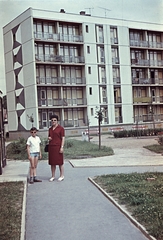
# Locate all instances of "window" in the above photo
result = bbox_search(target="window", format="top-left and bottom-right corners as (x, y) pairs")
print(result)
(86, 25), (88, 33)
(88, 67), (91, 74)
(91, 108), (94, 116)
(110, 27), (118, 44)
(89, 87), (92, 95)
(87, 46), (90, 54)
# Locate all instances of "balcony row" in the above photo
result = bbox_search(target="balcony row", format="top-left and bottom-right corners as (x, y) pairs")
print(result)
(130, 40), (163, 48)
(131, 59), (163, 66)
(38, 98), (87, 107)
(134, 113), (163, 122)
(34, 32), (83, 43)
(37, 77), (86, 85)
(133, 96), (163, 103)
(35, 54), (85, 64)
(132, 78), (163, 85)
(39, 118), (86, 129)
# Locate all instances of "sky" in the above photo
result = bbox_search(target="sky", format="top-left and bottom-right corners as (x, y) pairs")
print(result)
(0, 0), (163, 95)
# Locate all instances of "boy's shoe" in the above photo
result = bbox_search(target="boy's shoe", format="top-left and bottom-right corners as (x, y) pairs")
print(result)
(34, 178), (42, 182)
(29, 177), (34, 184)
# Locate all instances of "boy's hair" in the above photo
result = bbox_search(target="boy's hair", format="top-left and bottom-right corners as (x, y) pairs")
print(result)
(30, 127), (38, 132)
(50, 114), (59, 120)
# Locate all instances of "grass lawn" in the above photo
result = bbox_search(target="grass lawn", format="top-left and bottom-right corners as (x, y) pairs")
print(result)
(94, 172), (163, 240)
(0, 182), (24, 240)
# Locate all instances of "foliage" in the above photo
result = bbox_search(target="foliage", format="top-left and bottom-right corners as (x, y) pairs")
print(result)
(113, 128), (163, 138)
(94, 172), (163, 239)
(0, 182), (24, 240)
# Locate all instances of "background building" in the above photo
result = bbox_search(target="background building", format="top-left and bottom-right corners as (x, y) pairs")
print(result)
(3, 8), (163, 138)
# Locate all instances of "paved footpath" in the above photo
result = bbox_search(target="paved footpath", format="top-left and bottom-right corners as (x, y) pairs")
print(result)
(25, 136), (163, 240)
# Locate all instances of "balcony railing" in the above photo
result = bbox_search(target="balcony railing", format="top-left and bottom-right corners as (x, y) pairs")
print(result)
(134, 114), (163, 122)
(113, 77), (121, 84)
(133, 97), (152, 103)
(38, 98), (87, 107)
(37, 77), (86, 85)
(131, 59), (149, 66)
(132, 78), (163, 85)
(34, 32), (83, 42)
(130, 40), (163, 48)
(35, 54), (85, 63)
(114, 97), (121, 103)
(112, 57), (119, 64)
(110, 38), (118, 45)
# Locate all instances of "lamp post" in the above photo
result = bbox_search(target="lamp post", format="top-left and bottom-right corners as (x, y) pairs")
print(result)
(0, 91), (6, 174)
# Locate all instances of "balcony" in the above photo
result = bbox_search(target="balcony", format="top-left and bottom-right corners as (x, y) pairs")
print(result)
(130, 40), (163, 49)
(37, 77), (86, 85)
(130, 40), (148, 47)
(132, 78), (163, 85)
(110, 38), (118, 45)
(38, 98), (87, 107)
(35, 54), (85, 64)
(133, 97), (152, 103)
(34, 32), (83, 43)
(113, 77), (120, 84)
(131, 59), (149, 66)
(149, 59), (163, 67)
(112, 57), (119, 64)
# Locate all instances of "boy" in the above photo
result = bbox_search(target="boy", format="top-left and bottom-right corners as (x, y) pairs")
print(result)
(26, 127), (42, 184)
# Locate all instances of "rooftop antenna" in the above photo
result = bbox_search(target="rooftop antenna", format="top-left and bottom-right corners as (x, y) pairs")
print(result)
(98, 7), (111, 17)
(85, 7), (94, 15)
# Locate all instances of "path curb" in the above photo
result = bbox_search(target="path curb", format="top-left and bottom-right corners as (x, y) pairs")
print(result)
(88, 177), (157, 240)
(20, 180), (28, 240)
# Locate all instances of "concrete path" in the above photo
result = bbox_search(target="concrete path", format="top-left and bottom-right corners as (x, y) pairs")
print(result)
(25, 136), (163, 240)
(25, 161), (161, 240)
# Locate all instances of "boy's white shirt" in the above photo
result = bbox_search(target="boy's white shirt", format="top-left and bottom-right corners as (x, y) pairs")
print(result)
(26, 136), (41, 153)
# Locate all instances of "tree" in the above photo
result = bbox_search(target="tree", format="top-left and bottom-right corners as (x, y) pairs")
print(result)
(27, 114), (34, 127)
(95, 107), (104, 149)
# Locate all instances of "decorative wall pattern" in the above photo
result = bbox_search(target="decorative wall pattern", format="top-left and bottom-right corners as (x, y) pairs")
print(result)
(12, 25), (26, 130)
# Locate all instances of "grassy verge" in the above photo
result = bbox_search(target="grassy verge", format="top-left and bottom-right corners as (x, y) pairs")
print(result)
(94, 172), (163, 240)
(0, 181), (24, 240)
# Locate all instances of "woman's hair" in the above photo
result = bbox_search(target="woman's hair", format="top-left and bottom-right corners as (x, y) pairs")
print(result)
(30, 127), (38, 132)
(50, 114), (58, 120)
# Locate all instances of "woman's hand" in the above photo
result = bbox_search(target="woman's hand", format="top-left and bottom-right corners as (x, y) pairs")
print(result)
(48, 137), (52, 141)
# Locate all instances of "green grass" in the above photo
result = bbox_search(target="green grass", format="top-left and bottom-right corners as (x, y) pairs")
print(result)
(0, 182), (24, 240)
(6, 138), (114, 160)
(64, 138), (114, 159)
(94, 172), (163, 239)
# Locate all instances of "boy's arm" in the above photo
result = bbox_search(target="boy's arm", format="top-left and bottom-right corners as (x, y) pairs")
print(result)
(26, 145), (31, 160)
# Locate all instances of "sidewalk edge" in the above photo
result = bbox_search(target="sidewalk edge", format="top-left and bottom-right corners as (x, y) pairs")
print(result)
(88, 177), (156, 240)
(20, 180), (27, 240)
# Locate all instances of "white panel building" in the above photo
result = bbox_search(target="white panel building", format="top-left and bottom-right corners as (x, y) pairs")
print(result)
(3, 8), (163, 137)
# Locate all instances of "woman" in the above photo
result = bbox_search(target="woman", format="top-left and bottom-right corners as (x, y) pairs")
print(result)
(48, 114), (65, 182)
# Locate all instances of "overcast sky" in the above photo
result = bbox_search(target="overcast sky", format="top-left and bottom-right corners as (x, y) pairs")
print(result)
(0, 0), (163, 95)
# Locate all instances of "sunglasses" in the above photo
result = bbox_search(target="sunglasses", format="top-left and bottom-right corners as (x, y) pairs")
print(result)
(51, 119), (57, 122)
(31, 131), (37, 133)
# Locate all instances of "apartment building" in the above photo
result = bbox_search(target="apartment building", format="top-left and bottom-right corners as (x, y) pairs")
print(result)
(3, 8), (163, 137)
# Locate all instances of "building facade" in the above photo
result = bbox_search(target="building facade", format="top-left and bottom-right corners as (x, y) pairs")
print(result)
(3, 8), (163, 137)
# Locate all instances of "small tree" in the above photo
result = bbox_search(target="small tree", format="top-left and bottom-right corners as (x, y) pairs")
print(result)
(27, 114), (34, 127)
(95, 107), (104, 149)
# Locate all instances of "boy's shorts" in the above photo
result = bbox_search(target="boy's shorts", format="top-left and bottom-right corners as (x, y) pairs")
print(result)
(30, 152), (39, 158)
